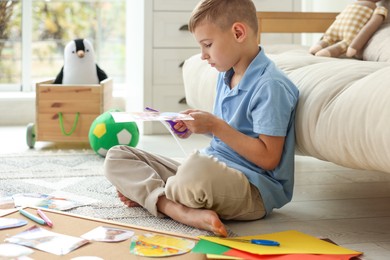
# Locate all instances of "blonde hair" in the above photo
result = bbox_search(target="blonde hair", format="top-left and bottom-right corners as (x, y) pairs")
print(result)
(189, 0), (258, 34)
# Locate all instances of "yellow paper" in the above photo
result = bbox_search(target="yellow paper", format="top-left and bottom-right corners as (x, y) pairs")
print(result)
(199, 230), (362, 255)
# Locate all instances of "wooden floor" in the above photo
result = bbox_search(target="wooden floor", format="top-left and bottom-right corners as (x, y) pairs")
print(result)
(1, 126), (390, 259)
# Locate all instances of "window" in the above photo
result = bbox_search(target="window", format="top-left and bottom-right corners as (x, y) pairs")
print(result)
(0, 0), (21, 90)
(0, 0), (126, 92)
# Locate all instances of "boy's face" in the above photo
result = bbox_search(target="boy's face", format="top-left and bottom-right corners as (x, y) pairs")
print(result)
(193, 21), (240, 72)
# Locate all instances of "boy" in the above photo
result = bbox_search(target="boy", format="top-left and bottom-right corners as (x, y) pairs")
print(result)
(104, 0), (299, 237)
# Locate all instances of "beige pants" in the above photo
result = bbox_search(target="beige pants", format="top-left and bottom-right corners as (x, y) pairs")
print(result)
(104, 145), (265, 220)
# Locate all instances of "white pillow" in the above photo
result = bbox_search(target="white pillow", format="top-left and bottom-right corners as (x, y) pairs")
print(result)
(182, 54), (217, 112)
(363, 23), (390, 62)
(362, 1), (390, 62)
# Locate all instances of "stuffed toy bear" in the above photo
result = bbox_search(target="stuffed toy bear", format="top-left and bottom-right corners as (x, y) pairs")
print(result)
(309, 0), (388, 58)
(54, 38), (108, 84)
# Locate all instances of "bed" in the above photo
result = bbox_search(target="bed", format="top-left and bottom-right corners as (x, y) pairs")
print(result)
(182, 10), (390, 174)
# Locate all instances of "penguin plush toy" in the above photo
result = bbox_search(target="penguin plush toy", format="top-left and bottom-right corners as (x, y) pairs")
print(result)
(54, 38), (108, 84)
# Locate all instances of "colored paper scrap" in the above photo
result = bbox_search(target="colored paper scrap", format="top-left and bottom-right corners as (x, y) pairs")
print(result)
(192, 238), (231, 255)
(0, 243), (34, 258)
(5, 225), (89, 255)
(81, 226), (134, 242)
(0, 218), (28, 230)
(130, 233), (195, 257)
(199, 230), (362, 256)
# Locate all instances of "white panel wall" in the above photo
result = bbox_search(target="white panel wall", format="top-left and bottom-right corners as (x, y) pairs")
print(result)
(302, 0), (354, 12)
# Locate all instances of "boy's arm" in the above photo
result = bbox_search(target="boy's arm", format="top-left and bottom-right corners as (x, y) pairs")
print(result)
(213, 119), (285, 170)
(183, 110), (285, 170)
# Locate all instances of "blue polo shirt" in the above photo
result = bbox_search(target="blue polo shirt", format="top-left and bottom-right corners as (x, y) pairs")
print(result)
(202, 47), (299, 214)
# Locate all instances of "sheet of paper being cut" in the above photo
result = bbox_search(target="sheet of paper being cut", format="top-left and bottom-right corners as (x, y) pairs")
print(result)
(110, 111), (194, 123)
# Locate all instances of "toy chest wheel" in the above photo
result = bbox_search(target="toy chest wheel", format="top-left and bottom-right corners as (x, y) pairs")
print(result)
(26, 78), (113, 148)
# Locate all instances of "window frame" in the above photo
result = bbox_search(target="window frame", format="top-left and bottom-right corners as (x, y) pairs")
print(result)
(22, 0), (32, 92)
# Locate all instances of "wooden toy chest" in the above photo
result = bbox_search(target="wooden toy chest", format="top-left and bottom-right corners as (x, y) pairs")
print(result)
(27, 78), (113, 147)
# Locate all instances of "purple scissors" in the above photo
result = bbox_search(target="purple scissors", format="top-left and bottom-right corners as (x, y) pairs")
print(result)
(145, 107), (188, 135)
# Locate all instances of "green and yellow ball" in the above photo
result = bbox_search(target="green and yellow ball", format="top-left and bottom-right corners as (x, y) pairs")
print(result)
(89, 109), (139, 157)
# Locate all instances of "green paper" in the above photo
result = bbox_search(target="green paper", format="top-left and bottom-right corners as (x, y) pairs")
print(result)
(192, 239), (231, 255)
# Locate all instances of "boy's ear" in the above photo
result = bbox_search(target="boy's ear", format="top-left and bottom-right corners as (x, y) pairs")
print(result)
(232, 22), (246, 42)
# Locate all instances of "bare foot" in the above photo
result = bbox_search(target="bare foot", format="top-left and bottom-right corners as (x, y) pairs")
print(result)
(157, 196), (228, 237)
(117, 190), (140, 207)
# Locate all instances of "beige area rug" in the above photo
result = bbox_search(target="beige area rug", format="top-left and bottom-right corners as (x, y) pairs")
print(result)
(0, 149), (236, 237)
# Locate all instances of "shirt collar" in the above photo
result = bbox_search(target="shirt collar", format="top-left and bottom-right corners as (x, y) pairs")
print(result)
(223, 47), (269, 91)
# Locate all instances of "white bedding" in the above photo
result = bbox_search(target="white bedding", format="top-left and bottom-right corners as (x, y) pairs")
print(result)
(182, 47), (390, 173)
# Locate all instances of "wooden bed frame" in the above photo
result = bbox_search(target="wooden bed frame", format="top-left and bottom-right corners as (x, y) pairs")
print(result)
(256, 12), (338, 43)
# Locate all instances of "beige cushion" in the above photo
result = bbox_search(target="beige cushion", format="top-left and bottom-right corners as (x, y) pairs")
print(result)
(363, 22), (390, 62)
(362, 1), (390, 62)
(182, 45), (308, 112)
(182, 54), (217, 112)
(183, 48), (390, 173)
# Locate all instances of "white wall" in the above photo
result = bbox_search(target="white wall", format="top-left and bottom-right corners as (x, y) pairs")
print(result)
(302, 0), (353, 12)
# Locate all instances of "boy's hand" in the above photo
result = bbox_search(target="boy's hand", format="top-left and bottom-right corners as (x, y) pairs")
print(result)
(172, 120), (192, 139)
(181, 109), (219, 134)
